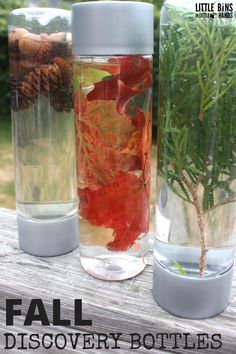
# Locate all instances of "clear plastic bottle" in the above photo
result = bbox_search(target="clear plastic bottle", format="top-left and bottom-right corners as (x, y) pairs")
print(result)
(9, 8), (78, 256)
(72, 1), (154, 280)
(153, 0), (236, 318)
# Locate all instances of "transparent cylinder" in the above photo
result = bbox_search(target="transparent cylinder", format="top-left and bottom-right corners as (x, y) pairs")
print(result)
(73, 55), (153, 280)
(9, 8), (77, 222)
(156, 0), (236, 279)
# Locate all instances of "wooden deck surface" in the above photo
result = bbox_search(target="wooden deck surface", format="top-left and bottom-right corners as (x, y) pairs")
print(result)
(0, 208), (235, 354)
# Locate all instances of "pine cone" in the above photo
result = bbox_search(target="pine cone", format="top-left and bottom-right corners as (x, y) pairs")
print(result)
(52, 57), (72, 86)
(41, 64), (62, 93)
(10, 76), (33, 112)
(10, 58), (70, 112)
(9, 49), (21, 78)
(20, 64), (62, 97)
(50, 86), (73, 112)
(36, 41), (52, 64)
(9, 46), (38, 80)
(51, 41), (68, 58)
(9, 58), (20, 79)
(11, 63), (63, 111)
(21, 69), (40, 98)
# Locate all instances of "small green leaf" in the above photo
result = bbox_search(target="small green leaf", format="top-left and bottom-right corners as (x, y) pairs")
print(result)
(73, 64), (111, 89)
(173, 261), (186, 276)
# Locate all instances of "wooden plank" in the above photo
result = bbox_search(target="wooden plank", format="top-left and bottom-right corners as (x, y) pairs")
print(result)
(0, 208), (235, 354)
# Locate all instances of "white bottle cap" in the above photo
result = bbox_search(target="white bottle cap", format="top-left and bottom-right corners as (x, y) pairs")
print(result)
(72, 1), (154, 55)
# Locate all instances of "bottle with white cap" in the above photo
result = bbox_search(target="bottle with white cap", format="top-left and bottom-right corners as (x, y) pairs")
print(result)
(9, 7), (79, 256)
(72, 1), (154, 280)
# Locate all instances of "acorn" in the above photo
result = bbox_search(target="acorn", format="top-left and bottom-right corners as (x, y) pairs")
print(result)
(40, 33), (50, 41)
(66, 32), (72, 55)
(18, 33), (41, 57)
(66, 32), (72, 43)
(9, 28), (29, 42)
(49, 32), (66, 42)
(8, 28), (29, 51)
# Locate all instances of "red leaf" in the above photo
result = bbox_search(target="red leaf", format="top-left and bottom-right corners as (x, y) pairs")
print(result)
(87, 77), (118, 101)
(110, 56), (152, 86)
(96, 56), (151, 78)
(87, 56), (152, 114)
(79, 173), (149, 251)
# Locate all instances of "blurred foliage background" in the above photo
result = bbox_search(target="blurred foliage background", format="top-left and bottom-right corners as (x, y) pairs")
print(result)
(0, 0), (164, 208)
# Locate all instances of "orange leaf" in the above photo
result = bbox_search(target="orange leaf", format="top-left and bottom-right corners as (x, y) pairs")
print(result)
(75, 98), (136, 190)
(121, 108), (152, 183)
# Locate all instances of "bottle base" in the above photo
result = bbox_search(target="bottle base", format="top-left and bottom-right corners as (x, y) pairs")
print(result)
(18, 213), (79, 257)
(80, 254), (147, 281)
(153, 258), (234, 319)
